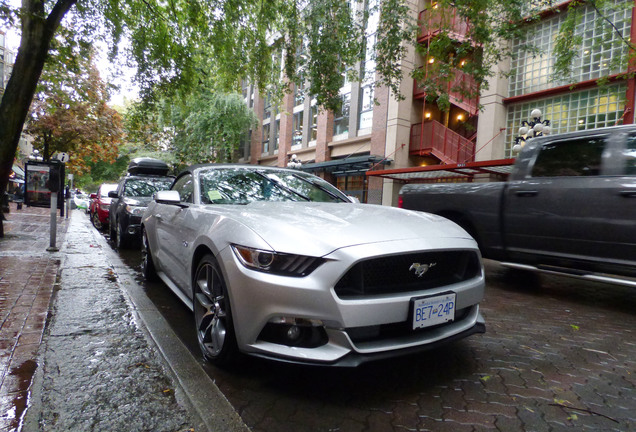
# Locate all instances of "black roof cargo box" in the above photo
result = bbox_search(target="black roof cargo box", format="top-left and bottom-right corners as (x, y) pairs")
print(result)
(127, 158), (170, 176)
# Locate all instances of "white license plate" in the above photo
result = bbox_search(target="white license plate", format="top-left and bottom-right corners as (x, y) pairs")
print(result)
(411, 293), (456, 330)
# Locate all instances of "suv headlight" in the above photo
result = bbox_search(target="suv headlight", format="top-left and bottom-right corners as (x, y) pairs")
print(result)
(231, 245), (324, 277)
(125, 205), (147, 216)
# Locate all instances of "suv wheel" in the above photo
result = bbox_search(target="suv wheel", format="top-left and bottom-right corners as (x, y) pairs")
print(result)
(141, 229), (158, 281)
(116, 221), (131, 249)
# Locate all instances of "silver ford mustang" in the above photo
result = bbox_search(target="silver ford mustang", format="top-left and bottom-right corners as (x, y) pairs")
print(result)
(141, 164), (485, 367)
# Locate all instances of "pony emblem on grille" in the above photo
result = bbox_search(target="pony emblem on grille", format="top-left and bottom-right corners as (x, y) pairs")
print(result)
(409, 262), (437, 277)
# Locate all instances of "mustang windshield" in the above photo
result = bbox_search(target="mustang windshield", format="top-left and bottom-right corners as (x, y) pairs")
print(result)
(198, 168), (349, 204)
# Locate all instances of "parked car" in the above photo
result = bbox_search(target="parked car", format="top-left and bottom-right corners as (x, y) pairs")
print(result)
(141, 164), (486, 367)
(109, 158), (173, 249)
(399, 124), (636, 287)
(89, 183), (118, 230)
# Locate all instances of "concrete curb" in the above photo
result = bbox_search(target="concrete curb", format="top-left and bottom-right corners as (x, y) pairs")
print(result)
(91, 214), (249, 432)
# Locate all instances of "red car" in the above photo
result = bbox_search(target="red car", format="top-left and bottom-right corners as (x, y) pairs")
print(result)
(89, 183), (118, 230)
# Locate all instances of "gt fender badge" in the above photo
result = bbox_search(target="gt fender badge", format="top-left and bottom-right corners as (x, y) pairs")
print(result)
(409, 262), (436, 277)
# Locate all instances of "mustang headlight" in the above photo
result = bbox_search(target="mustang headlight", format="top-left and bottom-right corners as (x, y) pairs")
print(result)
(231, 245), (324, 277)
(125, 205), (147, 216)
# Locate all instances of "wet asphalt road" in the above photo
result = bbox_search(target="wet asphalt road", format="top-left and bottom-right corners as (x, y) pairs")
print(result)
(107, 222), (636, 432)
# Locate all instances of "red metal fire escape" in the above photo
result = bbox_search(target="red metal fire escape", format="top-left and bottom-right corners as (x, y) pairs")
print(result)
(411, 5), (479, 165)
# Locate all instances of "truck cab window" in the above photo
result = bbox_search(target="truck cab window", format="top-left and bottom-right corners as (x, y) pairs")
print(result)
(625, 135), (636, 175)
(532, 137), (605, 177)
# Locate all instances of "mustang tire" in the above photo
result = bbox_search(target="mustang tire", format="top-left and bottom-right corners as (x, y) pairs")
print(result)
(193, 254), (238, 366)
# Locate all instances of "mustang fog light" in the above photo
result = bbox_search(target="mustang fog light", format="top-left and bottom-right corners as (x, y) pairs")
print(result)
(258, 317), (328, 348)
(287, 325), (301, 341)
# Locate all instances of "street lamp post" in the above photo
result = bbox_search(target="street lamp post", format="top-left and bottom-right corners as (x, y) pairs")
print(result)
(287, 154), (302, 169)
(513, 108), (551, 154)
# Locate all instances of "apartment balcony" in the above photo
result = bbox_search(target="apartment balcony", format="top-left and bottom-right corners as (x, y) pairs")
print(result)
(417, 7), (470, 44)
(413, 67), (479, 115)
(410, 120), (475, 165)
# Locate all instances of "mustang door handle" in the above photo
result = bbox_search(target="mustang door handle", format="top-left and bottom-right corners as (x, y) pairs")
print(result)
(619, 190), (636, 197)
(515, 190), (538, 197)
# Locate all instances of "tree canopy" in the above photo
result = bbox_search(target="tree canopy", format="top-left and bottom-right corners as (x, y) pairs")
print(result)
(1, 0), (634, 236)
(25, 49), (123, 174)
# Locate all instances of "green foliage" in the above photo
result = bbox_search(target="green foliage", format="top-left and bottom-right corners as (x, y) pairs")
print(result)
(25, 45), (124, 175)
(176, 91), (258, 164)
(375, 0), (417, 102)
(552, 2), (584, 81)
(302, 0), (365, 112)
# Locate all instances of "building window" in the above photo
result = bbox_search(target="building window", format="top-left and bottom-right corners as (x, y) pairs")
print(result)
(239, 131), (251, 160)
(263, 94), (272, 121)
(334, 93), (351, 136)
(509, 0), (631, 97)
(336, 175), (367, 203)
(294, 83), (304, 107)
(292, 111), (303, 148)
(262, 123), (270, 154)
(274, 119), (280, 151)
(310, 104), (318, 142)
(358, 85), (374, 131)
(505, 83), (626, 155)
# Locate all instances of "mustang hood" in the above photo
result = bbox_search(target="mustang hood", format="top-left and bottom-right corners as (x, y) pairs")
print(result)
(233, 202), (472, 256)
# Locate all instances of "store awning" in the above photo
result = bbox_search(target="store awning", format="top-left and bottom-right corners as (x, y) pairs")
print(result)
(366, 158), (515, 183)
(301, 155), (392, 177)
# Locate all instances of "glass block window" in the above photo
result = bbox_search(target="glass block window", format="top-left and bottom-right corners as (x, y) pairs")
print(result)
(505, 83), (626, 156)
(509, 0), (631, 97)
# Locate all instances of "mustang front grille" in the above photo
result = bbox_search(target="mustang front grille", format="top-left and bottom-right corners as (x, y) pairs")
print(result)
(334, 250), (481, 298)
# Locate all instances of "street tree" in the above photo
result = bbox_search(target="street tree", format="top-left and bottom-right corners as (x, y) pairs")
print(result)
(26, 52), (123, 175)
(176, 91), (258, 164)
(1, 0), (634, 237)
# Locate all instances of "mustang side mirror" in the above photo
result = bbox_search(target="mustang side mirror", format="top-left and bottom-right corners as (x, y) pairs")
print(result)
(154, 190), (182, 205)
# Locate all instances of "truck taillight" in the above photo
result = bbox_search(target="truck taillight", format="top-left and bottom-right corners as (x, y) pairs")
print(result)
(398, 195), (403, 208)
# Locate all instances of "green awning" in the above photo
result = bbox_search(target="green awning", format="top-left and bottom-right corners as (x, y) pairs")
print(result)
(301, 155), (391, 177)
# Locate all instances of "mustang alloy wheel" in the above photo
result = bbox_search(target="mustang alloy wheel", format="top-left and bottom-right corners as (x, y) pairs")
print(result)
(141, 229), (158, 281)
(193, 254), (238, 366)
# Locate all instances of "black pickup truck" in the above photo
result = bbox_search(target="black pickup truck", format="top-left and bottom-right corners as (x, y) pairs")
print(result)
(399, 125), (636, 287)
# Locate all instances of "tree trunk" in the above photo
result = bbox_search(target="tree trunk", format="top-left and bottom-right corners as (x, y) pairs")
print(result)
(0, 0), (77, 237)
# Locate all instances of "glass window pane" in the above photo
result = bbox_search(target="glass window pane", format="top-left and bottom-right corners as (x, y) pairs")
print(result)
(532, 137), (606, 177)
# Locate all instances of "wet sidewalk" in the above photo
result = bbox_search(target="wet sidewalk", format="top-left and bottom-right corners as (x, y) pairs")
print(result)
(0, 203), (245, 432)
(0, 203), (68, 430)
